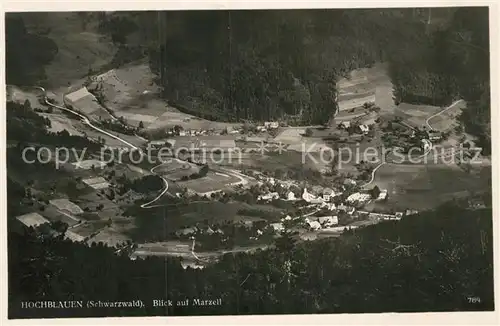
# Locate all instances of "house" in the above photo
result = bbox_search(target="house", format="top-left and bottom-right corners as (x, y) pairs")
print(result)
(264, 121), (279, 129)
(305, 218), (322, 230)
(376, 189), (388, 201)
(64, 230), (86, 242)
(270, 223), (285, 233)
(318, 216), (339, 227)
(427, 130), (442, 141)
(287, 191), (296, 201)
(302, 188), (324, 204)
(339, 121), (351, 129)
(358, 124), (369, 134)
(179, 131), (187, 137)
(322, 188), (337, 202)
(258, 192), (280, 201)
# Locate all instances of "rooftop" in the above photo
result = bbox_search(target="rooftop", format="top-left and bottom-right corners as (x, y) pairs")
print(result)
(16, 212), (50, 228)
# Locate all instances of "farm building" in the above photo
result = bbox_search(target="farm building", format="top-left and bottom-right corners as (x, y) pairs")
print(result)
(82, 177), (110, 190)
(63, 87), (102, 115)
(427, 130), (442, 141)
(64, 230), (86, 242)
(339, 121), (351, 129)
(264, 121), (279, 129)
(16, 212), (50, 228)
(377, 189), (389, 201)
(358, 124), (370, 134)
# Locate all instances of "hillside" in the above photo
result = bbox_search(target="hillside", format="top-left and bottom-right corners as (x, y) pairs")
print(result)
(9, 198), (493, 318)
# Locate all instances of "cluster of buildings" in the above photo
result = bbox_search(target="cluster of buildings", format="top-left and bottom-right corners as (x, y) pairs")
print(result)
(339, 116), (377, 135)
(255, 121), (279, 132)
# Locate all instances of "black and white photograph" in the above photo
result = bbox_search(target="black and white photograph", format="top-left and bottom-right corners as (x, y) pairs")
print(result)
(3, 2), (496, 321)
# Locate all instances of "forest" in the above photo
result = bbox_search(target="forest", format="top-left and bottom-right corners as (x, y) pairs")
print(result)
(6, 8), (491, 141)
(8, 198), (494, 318)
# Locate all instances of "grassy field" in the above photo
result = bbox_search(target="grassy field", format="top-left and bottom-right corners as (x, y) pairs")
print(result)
(94, 62), (241, 131)
(366, 163), (491, 211)
(175, 171), (242, 194)
(394, 103), (443, 128)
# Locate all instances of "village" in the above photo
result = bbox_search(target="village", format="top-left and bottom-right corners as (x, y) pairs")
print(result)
(9, 60), (488, 269)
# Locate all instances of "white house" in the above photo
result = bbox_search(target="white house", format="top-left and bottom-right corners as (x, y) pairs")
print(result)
(287, 191), (296, 201)
(376, 189), (388, 201)
(358, 124), (369, 134)
(322, 188), (335, 202)
(264, 121), (279, 129)
(270, 223), (285, 233)
(318, 216), (339, 227)
(258, 192), (280, 201)
(340, 121), (351, 129)
(302, 188), (324, 204)
(346, 192), (372, 204)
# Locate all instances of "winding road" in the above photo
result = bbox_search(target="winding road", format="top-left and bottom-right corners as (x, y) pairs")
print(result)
(29, 85), (170, 209)
(425, 99), (464, 131)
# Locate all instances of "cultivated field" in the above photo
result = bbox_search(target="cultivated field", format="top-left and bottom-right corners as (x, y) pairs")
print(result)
(336, 63), (395, 116)
(176, 171), (242, 194)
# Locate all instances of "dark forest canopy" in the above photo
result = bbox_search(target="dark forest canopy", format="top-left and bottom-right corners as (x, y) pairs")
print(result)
(8, 202), (493, 318)
(7, 8), (490, 133)
(5, 15), (58, 85)
(146, 9), (434, 124)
